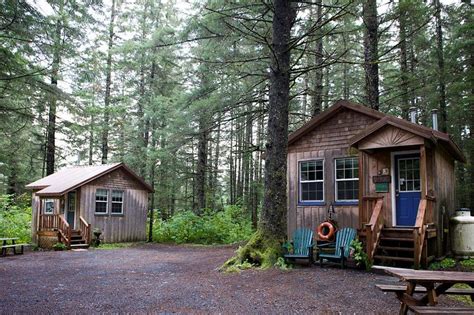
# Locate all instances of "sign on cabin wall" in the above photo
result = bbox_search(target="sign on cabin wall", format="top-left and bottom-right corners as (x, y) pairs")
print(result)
(373, 175), (391, 193)
(375, 183), (389, 193)
(373, 175), (391, 183)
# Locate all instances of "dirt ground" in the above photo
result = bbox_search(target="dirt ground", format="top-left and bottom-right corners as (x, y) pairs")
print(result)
(0, 244), (466, 314)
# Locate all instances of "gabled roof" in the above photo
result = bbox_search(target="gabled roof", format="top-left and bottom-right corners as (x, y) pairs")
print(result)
(26, 163), (154, 196)
(349, 116), (466, 162)
(288, 99), (385, 146)
(288, 99), (465, 162)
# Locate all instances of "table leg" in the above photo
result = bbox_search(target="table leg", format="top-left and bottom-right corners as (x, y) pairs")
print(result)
(399, 282), (416, 315)
(425, 283), (437, 306)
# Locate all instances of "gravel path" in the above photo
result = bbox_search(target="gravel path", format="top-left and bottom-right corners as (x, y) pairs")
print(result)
(0, 244), (464, 314)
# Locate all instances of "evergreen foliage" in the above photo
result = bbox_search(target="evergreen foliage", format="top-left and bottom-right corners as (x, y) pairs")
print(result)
(0, 0), (472, 248)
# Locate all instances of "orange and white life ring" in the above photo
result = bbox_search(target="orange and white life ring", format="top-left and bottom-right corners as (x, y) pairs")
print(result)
(317, 221), (336, 240)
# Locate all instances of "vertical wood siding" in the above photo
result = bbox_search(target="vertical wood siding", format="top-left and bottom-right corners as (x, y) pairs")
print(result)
(433, 146), (455, 255)
(79, 168), (149, 243)
(31, 191), (40, 243)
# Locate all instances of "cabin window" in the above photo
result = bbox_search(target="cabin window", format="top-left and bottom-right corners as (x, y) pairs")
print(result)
(111, 190), (124, 214)
(299, 160), (324, 202)
(44, 199), (55, 214)
(95, 189), (108, 214)
(335, 157), (359, 201)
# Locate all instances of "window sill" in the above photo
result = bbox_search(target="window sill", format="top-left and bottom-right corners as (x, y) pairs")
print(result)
(94, 213), (108, 216)
(333, 201), (359, 206)
(110, 213), (124, 217)
(298, 201), (326, 206)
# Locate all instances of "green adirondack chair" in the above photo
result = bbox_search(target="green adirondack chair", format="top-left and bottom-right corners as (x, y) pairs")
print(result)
(317, 227), (356, 269)
(284, 228), (314, 265)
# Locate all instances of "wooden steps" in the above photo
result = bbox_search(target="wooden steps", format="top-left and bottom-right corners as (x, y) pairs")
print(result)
(371, 226), (436, 267)
(68, 230), (89, 249)
(378, 246), (414, 252)
(374, 255), (414, 263)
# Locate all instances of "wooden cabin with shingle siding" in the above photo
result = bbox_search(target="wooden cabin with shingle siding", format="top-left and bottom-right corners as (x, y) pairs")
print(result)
(287, 100), (465, 268)
(26, 163), (153, 248)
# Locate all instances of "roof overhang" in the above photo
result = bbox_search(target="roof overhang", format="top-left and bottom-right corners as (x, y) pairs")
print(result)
(27, 163), (154, 196)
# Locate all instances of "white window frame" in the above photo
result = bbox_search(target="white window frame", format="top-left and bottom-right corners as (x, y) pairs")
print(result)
(397, 157), (421, 193)
(334, 157), (359, 202)
(95, 189), (108, 214)
(44, 199), (55, 214)
(111, 190), (124, 215)
(298, 159), (325, 202)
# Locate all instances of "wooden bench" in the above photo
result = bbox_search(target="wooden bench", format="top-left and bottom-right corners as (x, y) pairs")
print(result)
(376, 284), (474, 300)
(409, 306), (474, 314)
(1, 243), (28, 256)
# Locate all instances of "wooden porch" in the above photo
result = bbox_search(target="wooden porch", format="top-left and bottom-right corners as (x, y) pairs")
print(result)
(359, 195), (436, 269)
(38, 214), (91, 249)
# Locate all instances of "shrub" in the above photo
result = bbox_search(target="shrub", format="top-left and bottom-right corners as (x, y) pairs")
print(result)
(350, 239), (372, 271)
(460, 258), (474, 270)
(153, 206), (254, 245)
(429, 257), (457, 270)
(53, 242), (67, 251)
(0, 194), (32, 243)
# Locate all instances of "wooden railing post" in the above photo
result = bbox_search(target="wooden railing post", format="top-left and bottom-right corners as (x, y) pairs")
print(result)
(79, 216), (91, 245)
(364, 196), (384, 262)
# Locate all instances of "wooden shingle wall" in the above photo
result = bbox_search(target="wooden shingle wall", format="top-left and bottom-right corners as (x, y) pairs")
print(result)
(287, 109), (379, 237)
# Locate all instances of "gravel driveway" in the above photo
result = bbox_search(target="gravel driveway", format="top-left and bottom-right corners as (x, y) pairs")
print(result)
(0, 244), (463, 314)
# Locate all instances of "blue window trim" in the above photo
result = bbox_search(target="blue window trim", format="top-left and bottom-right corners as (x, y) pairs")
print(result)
(298, 201), (326, 206)
(333, 201), (359, 206)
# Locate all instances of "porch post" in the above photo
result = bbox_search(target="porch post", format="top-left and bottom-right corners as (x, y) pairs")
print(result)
(358, 150), (365, 229)
(420, 144), (428, 197)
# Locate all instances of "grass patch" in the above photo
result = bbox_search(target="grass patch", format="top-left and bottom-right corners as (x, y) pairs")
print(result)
(449, 284), (474, 307)
(94, 242), (144, 250)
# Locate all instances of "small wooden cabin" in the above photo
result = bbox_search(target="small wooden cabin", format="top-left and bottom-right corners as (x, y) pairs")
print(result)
(26, 163), (153, 248)
(287, 100), (465, 268)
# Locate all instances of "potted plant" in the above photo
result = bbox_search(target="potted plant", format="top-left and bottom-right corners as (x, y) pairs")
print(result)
(93, 228), (102, 247)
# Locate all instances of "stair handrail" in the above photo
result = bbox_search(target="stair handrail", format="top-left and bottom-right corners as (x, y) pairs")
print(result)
(79, 216), (91, 245)
(413, 195), (436, 269)
(364, 196), (384, 262)
(58, 215), (71, 248)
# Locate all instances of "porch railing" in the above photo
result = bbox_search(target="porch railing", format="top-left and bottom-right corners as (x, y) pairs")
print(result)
(413, 195), (435, 269)
(57, 215), (72, 248)
(360, 196), (382, 229)
(39, 214), (60, 230)
(79, 216), (91, 245)
(364, 196), (384, 262)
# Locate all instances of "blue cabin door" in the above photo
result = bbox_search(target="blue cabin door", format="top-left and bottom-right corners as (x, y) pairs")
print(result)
(67, 191), (76, 229)
(395, 154), (421, 226)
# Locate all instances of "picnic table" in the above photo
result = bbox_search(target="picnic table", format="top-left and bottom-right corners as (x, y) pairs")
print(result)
(378, 267), (474, 314)
(0, 237), (27, 256)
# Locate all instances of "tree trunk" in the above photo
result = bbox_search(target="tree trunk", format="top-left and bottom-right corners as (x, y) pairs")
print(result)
(195, 114), (208, 213)
(434, 0), (447, 132)
(312, 0), (323, 117)
(101, 0), (116, 164)
(46, 1), (63, 175)
(88, 113), (94, 165)
(363, 0), (379, 110)
(223, 0), (296, 269)
(399, 1), (410, 119)
(342, 33), (349, 99)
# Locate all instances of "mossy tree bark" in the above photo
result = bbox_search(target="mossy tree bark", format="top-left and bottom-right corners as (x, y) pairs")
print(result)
(224, 0), (296, 269)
